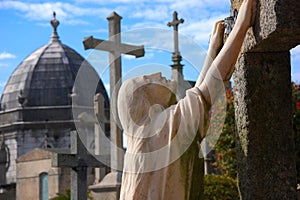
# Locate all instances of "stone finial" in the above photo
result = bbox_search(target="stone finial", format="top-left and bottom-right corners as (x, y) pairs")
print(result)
(50, 11), (60, 42)
(107, 11), (122, 21)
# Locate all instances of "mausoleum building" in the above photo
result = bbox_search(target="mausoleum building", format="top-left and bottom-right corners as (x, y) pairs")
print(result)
(0, 14), (109, 199)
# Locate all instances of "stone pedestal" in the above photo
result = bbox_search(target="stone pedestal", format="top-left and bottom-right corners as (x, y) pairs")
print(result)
(89, 172), (122, 200)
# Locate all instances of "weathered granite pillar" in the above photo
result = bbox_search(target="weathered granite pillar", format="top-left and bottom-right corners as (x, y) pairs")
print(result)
(231, 0), (300, 199)
(234, 52), (296, 199)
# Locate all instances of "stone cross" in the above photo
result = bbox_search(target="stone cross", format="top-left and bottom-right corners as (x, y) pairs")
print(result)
(83, 11), (145, 172)
(167, 11), (184, 83)
(231, 0), (300, 199)
(52, 131), (109, 200)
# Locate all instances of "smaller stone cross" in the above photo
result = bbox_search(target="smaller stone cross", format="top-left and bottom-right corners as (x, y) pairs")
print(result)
(52, 131), (109, 200)
(168, 11), (184, 56)
(167, 11), (184, 84)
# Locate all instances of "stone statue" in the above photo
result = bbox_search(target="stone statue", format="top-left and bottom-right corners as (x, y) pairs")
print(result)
(118, 0), (256, 199)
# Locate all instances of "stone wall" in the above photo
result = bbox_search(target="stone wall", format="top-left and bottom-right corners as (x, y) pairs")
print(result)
(16, 149), (60, 200)
(16, 148), (95, 200)
(0, 129), (70, 186)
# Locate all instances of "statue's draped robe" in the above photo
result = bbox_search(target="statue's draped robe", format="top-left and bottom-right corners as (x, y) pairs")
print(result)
(120, 87), (209, 200)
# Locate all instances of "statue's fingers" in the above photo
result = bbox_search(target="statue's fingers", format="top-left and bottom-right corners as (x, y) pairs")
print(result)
(215, 20), (225, 35)
(213, 20), (224, 34)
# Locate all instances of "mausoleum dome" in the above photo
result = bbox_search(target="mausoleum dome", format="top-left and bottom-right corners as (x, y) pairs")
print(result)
(0, 13), (108, 111)
(0, 13), (109, 132)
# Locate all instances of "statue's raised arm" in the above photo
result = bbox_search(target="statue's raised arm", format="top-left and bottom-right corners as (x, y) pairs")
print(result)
(198, 0), (256, 106)
(118, 1), (256, 199)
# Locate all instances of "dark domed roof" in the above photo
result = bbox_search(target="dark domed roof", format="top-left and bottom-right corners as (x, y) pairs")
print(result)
(0, 14), (108, 111)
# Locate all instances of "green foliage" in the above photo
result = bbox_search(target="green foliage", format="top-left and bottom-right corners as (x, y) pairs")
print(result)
(203, 83), (300, 200)
(50, 189), (71, 200)
(203, 174), (239, 200)
(212, 83), (300, 182)
(50, 189), (93, 200)
(212, 88), (237, 179)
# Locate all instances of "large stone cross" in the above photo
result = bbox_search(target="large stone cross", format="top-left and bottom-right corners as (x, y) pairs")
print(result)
(231, 0), (300, 199)
(168, 11), (184, 83)
(52, 130), (109, 200)
(83, 11), (145, 172)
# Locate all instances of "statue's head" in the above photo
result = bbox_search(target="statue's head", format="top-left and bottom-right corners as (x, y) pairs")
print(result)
(118, 72), (176, 133)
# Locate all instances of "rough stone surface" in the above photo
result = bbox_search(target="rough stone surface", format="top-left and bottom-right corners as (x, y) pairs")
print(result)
(233, 52), (297, 199)
(231, 0), (300, 52)
(231, 0), (299, 199)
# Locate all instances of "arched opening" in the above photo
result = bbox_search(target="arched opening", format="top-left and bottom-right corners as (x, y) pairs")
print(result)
(39, 172), (49, 200)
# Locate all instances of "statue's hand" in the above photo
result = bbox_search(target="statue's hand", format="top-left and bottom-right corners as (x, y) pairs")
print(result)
(209, 20), (225, 54)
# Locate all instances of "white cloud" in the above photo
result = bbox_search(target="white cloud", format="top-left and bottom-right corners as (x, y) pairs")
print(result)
(170, 0), (229, 11)
(0, 1), (111, 24)
(3, 1), (227, 25)
(0, 1), (66, 20)
(130, 5), (170, 21)
(0, 81), (6, 88)
(122, 28), (174, 51)
(126, 21), (165, 30)
(119, 0), (229, 47)
(75, 0), (173, 4)
(75, 0), (228, 8)
(0, 52), (16, 60)
(0, 0), (231, 35)
(182, 13), (228, 45)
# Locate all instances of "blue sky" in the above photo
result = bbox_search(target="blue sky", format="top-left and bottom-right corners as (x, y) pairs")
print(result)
(0, 0), (299, 96)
